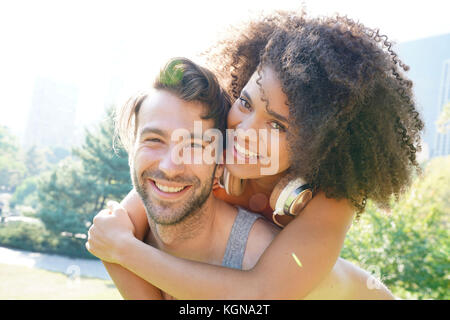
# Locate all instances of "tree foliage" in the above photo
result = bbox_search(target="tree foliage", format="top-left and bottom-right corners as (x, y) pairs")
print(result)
(0, 125), (25, 191)
(24, 145), (50, 177)
(341, 156), (450, 300)
(37, 106), (131, 235)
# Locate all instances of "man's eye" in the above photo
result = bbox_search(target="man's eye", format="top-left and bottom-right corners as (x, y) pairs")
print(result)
(181, 142), (204, 151)
(145, 138), (162, 143)
(190, 142), (204, 149)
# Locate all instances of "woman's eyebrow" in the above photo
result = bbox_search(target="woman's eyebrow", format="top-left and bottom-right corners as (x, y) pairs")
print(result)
(243, 88), (288, 124)
(265, 106), (288, 123)
(241, 90), (253, 105)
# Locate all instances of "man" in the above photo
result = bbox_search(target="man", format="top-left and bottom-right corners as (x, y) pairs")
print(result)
(86, 58), (394, 299)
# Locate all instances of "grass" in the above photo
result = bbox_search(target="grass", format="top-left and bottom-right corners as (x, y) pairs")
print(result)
(0, 263), (122, 300)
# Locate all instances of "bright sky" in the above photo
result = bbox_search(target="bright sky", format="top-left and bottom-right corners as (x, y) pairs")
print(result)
(0, 0), (449, 142)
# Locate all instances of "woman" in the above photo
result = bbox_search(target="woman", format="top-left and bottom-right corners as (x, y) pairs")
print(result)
(88, 11), (423, 299)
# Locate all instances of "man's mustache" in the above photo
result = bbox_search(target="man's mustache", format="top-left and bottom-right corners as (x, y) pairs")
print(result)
(141, 170), (198, 186)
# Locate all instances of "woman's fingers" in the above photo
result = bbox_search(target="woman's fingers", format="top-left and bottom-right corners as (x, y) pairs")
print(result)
(107, 200), (128, 219)
(107, 200), (124, 213)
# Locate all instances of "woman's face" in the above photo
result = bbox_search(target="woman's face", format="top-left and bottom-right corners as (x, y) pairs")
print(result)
(225, 65), (290, 179)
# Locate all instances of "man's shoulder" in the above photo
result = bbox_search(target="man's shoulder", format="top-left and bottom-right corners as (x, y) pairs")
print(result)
(240, 209), (280, 270)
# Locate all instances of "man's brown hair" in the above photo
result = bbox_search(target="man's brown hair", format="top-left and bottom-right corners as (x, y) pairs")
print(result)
(115, 57), (231, 154)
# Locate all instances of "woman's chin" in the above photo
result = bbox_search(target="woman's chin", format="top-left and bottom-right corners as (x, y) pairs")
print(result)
(225, 163), (263, 180)
(225, 162), (290, 183)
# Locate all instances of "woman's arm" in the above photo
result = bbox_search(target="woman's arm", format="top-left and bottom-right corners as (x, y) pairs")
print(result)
(101, 189), (157, 299)
(102, 262), (163, 300)
(114, 192), (355, 299)
(119, 189), (149, 241)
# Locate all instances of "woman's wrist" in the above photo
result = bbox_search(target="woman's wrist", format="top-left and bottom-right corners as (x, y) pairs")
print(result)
(112, 234), (138, 266)
(115, 234), (142, 266)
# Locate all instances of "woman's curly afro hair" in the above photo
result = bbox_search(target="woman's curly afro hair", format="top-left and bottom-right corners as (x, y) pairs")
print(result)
(206, 10), (424, 217)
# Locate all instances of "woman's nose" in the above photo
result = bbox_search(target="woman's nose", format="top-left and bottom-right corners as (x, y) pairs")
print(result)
(236, 114), (255, 132)
(236, 117), (261, 146)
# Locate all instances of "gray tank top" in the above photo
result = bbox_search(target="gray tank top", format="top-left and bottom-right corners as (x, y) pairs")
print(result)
(221, 207), (261, 270)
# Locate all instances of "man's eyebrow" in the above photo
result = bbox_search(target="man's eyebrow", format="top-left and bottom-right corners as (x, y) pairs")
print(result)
(243, 89), (288, 124)
(140, 126), (207, 143)
(139, 126), (168, 139)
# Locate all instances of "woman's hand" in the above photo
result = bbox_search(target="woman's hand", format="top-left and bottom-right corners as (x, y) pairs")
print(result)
(86, 201), (136, 264)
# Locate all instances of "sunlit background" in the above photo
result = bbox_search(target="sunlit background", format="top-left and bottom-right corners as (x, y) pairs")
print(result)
(1, 0), (450, 151)
(0, 0), (449, 300)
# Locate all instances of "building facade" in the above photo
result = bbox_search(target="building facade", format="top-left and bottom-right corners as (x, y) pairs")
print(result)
(396, 33), (450, 159)
(24, 77), (79, 150)
(434, 59), (450, 157)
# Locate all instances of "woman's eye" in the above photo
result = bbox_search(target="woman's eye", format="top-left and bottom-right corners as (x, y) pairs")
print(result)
(239, 97), (251, 110)
(269, 121), (286, 131)
(145, 138), (161, 143)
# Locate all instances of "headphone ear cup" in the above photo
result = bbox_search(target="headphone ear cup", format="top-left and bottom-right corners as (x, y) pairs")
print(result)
(223, 168), (247, 196)
(269, 174), (290, 211)
(269, 172), (313, 216)
(289, 188), (313, 215)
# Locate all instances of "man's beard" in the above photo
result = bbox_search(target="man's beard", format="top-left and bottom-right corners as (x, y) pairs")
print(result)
(132, 165), (216, 226)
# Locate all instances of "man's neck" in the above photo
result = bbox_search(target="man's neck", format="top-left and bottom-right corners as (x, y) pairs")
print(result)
(147, 194), (234, 264)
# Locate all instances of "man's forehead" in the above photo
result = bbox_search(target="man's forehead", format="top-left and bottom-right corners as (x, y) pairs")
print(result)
(137, 90), (214, 136)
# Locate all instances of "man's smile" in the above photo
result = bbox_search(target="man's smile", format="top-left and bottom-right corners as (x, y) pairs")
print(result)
(148, 179), (193, 201)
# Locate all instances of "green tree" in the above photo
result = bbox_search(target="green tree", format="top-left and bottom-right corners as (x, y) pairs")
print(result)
(24, 145), (49, 177)
(9, 175), (40, 209)
(72, 106), (131, 213)
(45, 146), (70, 165)
(0, 125), (25, 191)
(10, 146), (69, 210)
(37, 106), (131, 235)
(341, 156), (450, 300)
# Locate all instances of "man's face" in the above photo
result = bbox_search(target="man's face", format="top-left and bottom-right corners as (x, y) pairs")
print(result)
(131, 90), (222, 225)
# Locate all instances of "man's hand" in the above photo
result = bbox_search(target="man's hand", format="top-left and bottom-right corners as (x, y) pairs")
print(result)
(86, 201), (136, 264)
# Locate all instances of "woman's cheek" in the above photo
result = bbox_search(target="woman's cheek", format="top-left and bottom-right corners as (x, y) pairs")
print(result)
(227, 103), (242, 129)
(268, 136), (290, 172)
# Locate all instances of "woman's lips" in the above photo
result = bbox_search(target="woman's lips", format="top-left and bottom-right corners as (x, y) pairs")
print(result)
(233, 144), (258, 163)
(231, 135), (270, 163)
(231, 136), (264, 164)
(234, 141), (259, 159)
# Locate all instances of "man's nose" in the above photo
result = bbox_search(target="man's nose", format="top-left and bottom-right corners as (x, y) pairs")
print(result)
(158, 148), (185, 178)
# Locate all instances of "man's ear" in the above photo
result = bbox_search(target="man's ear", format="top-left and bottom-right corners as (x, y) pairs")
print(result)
(215, 164), (224, 181)
(212, 164), (225, 190)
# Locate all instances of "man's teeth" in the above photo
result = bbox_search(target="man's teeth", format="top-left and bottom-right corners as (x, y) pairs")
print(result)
(235, 143), (258, 158)
(155, 182), (185, 193)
